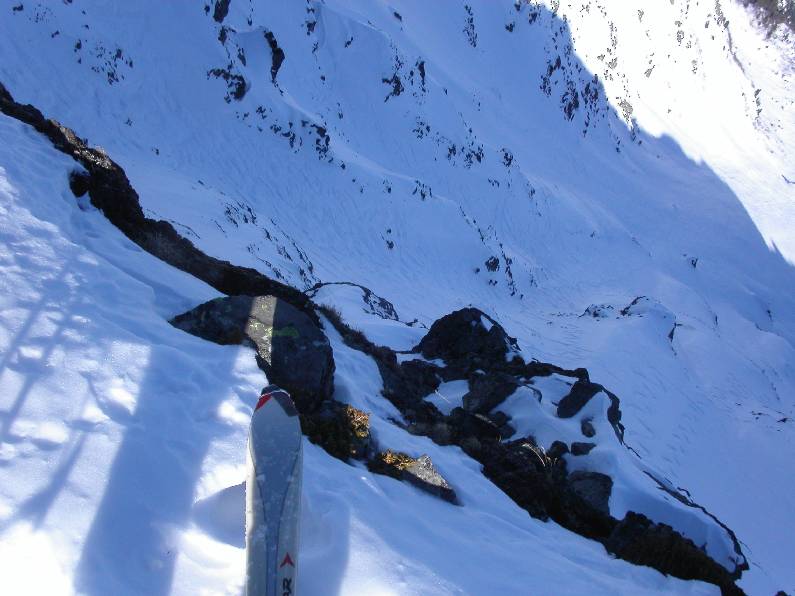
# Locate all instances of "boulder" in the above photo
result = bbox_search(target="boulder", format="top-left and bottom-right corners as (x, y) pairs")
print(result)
(480, 438), (557, 520)
(379, 357), (441, 412)
(462, 372), (518, 413)
(567, 471), (612, 515)
(448, 408), (502, 443)
(571, 442), (596, 456)
(369, 451), (458, 504)
(404, 455), (459, 504)
(488, 411), (510, 427)
(487, 411), (516, 440)
(430, 421), (454, 445)
(547, 440), (569, 460)
(415, 307), (517, 371)
(556, 379), (602, 418)
(459, 436), (482, 457)
(604, 512), (743, 595)
(581, 418), (596, 438)
(170, 295), (333, 413)
(497, 422), (516, 440)
(399, 359), (443, 402)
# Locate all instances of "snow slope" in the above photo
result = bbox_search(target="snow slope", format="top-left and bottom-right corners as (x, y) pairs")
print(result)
(1, 0), (794, 593)
(0, 111), (722, 596)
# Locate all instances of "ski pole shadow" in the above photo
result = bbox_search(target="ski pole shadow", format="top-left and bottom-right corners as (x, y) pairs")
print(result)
(0, 256), (79, 445)
(75, 327), (247, 595)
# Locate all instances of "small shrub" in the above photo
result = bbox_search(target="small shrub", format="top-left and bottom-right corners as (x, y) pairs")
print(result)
(367, 449), (417, 479)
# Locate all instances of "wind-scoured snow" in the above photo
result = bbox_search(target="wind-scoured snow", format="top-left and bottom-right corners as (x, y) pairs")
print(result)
(1, 0), (794, 594)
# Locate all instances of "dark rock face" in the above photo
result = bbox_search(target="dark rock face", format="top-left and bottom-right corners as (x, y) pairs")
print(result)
(487, 410), (516, 440)
(213, 0), (231, 23)
(571, 441), (596, 456)
(482, 438), (615, 539)
(448, 408), (503, 444)
(415, 307), (517, 372)
(395, 359), (442, 405)
(605, 512), (743, 595)
(481, 438), (558, 520)
(462, 372), (518, 413)
(264, 31), (285, 82)
(567, 471), (611, 515)
(556, 379), (602, 418)
(171, 295), (333, 413)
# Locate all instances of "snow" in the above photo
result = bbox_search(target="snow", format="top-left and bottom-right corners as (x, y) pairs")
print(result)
(1, 0), (794, 593)
(494, 381), (739, 571)
(0, 114), (719, 595)
(308, 318), (721, 595)
(0, 114), (259, 595)
(423, 380), (470, 416)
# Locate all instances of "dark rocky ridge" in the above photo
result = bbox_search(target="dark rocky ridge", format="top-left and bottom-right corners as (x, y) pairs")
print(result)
(264, 31), (285, 83)
(0, 82), (313, 319)
(0, 81), (746, 594)
(322, 306), (747, 594)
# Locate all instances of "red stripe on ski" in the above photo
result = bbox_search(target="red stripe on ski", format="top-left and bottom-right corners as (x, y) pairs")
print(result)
(255, 394), (272, 411)
(280, 553), (295, 568)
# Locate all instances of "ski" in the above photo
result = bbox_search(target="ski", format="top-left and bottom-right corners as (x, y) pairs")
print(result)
(245, 386), (303, 596)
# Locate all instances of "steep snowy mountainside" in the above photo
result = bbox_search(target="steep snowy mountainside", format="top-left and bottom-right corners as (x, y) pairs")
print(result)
(1, 0), (794, 594)
(2, 0), (792, 315)
(0, 111), (725, 595)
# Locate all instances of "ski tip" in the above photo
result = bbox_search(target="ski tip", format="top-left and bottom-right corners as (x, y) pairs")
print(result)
(255, 385), (299, 417)
(254, 392), (272, 411)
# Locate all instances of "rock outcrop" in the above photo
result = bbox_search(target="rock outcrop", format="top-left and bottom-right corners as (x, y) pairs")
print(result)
(171, 295), (334, 413)
(0, 82), (313, 317)
(605, 512), (744, 596)
(323, 305), (746, 593)
(567, 471), (612, 515)
(369, 451), (458, 504)
(462, 372), (518, 414)
(416, 307), (519, 374)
